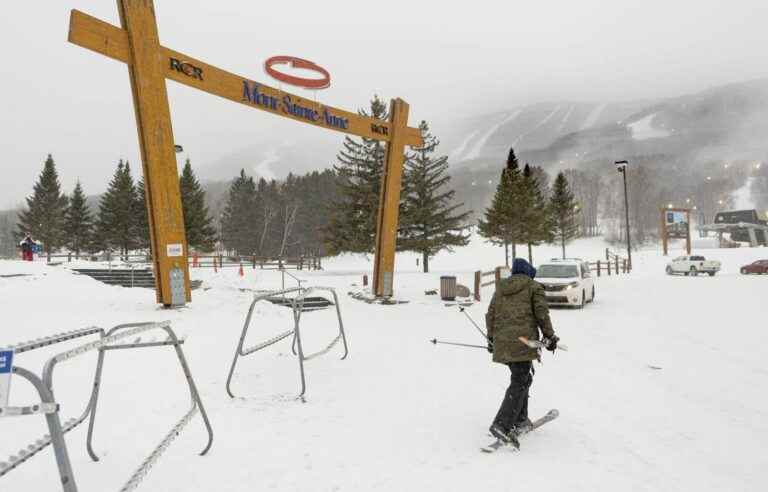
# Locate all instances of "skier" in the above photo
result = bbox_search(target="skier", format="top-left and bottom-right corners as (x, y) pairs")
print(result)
(19, 235), (35, 261)
(485, 257), (559, 448)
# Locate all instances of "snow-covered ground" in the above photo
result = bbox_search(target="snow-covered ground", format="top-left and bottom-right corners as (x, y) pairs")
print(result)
(2, 238), (768, 491)
(628, 113), (671, 140)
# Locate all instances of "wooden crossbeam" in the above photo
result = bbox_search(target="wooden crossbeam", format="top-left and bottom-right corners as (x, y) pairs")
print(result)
(68, 10), (423, 147)
(68, 3), (423, 304)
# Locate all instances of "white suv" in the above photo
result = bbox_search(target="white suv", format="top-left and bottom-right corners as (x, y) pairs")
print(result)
(537, 259), (595, 308)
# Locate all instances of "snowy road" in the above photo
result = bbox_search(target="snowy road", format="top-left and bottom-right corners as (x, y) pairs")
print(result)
(1, 240), (767, 491)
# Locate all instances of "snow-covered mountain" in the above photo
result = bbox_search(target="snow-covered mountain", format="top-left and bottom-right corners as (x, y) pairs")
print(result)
(445, 78), (768, 171)
(442, 100), (651, 164)
(187, 79), (768, 188)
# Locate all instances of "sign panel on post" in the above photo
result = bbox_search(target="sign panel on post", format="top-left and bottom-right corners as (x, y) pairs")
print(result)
(666, 211), (689, 239)
(0, 349), (14, 408)
(167, 243), (184, 257)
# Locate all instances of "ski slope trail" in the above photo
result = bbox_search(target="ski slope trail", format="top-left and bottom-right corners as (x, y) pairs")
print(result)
(2, 240), (767, 492)
(556, 104), (575, 133)
(581, 102), (608, 130)
(512, 105), (561, 147)
(449, 129), (481, 162)
(464, 110), (522, 160)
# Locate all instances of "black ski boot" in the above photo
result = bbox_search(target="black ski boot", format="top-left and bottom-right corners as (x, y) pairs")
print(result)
(514, 418), (534, 435)
(489, 423), (520, 449)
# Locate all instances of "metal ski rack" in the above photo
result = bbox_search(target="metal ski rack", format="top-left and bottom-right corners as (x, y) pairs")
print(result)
(226, 286), (349, 400)
(0, 326), (104, 481)
(291, 287), (349, 397)
(0, 321), (213, 492)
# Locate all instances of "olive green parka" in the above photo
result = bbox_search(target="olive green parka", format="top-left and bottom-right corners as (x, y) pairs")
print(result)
(485, 275), (555, 363)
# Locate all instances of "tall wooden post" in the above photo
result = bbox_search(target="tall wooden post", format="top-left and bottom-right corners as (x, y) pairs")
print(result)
(117, 0), (190, 306)
(373, 98), (410, 297)
(685, 211), (692, 255)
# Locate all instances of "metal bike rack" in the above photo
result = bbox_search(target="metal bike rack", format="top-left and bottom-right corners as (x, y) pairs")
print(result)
(0, 327), (105, 481)
(226, 286), (349, 400)
(0, 321), (213, 492)
(291, 287), (349, 398)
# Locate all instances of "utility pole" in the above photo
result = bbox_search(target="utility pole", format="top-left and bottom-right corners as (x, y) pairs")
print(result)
(615, 160), (632, 269)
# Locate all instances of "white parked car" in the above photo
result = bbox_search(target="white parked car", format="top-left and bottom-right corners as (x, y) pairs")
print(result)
(665, 255), (721, 276)
(537, 259), (595, 308)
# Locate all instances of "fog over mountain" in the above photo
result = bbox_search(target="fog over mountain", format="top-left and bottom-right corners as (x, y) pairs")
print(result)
(2, 0), (768, 209)
(194, 78), (768, 185)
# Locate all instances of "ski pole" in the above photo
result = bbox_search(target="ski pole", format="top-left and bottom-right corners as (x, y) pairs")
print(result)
(430, 338), (486, 350)
(458, 306), (489, 341)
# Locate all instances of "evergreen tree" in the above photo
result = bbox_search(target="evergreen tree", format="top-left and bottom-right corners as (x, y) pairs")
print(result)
(221, 169), (257, 255)
(95, 160), (138, 256)
(0, 211), (20, 258)
(17, 154), (69, 256)
(134, 177), (151, 251)
(477, 148), (524, 265)
(179, 159), (216, 251)
(519, 163), (552, 263)
(400, 121), (470, 272)
(64, 181), (93, 257)
(550, 172), (580, 259)
(324, 96), (390, 254)
(281, 170), (340, 258)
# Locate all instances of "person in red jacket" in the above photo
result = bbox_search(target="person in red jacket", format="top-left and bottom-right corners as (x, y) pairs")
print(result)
(19, 235), (35, 261)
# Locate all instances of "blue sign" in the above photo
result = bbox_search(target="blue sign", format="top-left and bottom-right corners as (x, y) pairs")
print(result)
(0, 349), (13, 407)
(0, 350), (13, 374)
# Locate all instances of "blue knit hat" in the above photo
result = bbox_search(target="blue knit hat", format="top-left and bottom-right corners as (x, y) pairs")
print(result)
(512, 258), (537, 279)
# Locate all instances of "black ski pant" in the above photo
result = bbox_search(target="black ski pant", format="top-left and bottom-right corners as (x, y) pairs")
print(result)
(492, 361), (533, 432)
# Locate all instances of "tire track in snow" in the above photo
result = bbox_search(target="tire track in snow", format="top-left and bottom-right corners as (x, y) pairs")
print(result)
(465, 109), (522, 160)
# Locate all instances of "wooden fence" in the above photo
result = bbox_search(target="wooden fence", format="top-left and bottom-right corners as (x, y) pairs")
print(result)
(473, 266), (510, 302)
(473, 252), (631, 302)
(31, 252), (322, 271)
(190, 254), (321, 271)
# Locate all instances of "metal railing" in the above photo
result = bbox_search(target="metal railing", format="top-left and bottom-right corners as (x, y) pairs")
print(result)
(280, 268), (305, 291)
(1, 321), (213, 492)
(226, 286), (349, 400)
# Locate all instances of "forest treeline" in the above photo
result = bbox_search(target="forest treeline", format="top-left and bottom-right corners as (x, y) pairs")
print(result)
(6, 95), (767, 265)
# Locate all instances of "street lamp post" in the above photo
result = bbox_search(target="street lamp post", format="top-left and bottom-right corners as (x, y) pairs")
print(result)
(615, 160), (632, 269)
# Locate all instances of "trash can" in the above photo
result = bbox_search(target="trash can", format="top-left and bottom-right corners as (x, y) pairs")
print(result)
(440, 276), (457, 301)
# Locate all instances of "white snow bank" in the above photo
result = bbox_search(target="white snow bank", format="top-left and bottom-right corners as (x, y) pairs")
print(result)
(2, 240), (768, 492)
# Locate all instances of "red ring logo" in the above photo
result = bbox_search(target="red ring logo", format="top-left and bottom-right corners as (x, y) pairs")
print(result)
(264, 56), (331, 90)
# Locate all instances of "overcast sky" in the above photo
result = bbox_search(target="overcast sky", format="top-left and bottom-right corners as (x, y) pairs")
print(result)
(1, 0), (767, 208)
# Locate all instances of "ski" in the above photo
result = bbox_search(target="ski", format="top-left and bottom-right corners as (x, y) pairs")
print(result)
(481, 409), (559, 453)
(518, 336), (569, 351)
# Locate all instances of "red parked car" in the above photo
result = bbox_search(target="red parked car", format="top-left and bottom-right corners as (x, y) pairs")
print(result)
(740, 260), (768, 274)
